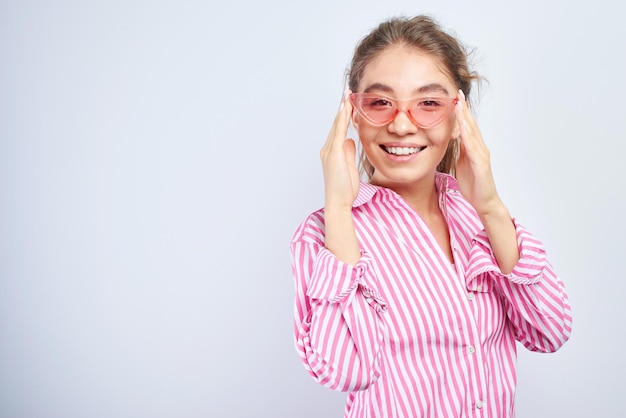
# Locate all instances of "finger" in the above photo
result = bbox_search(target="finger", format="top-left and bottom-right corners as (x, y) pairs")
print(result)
(322, 91), (353, 155)
(455, 90), (473, 136)
(331, 91), (353, 148)
(343, 138), (357, 167)
(455, 89), (486, 148)
(458, 135), (468, 160)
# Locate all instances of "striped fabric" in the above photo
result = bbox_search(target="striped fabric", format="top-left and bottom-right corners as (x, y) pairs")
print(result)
(290, 173), (572, 418)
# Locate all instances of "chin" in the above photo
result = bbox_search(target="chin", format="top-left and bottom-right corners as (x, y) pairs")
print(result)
(371, 167), (435, 186)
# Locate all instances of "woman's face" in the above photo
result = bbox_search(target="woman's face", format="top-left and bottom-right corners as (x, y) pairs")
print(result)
(353, 45), (460, 189)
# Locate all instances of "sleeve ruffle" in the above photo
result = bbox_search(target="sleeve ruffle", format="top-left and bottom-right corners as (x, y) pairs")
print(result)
(466, 218), (547, 293)
(307, 248), (387, 313)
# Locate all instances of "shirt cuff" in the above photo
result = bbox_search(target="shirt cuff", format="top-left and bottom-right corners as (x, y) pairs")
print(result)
(306, 248), (386, 310)
(466, 218), (547, 292)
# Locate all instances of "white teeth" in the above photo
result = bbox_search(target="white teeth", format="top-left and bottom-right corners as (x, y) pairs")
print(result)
(384, 146), (423, 155)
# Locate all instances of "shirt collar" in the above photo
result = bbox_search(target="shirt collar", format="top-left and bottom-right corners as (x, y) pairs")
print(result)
(352, 172), (459, 208)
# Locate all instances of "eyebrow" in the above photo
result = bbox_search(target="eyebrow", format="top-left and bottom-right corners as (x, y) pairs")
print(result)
(416, 83), (450, 96)
(362, 82), (450, 96)
(363, 83), (394, 93)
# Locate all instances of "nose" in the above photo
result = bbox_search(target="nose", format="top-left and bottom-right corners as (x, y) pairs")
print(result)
(387, 108), (418, 136)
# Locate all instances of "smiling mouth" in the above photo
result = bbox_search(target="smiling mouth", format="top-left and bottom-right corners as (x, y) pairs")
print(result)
(381, 145), (426, 156)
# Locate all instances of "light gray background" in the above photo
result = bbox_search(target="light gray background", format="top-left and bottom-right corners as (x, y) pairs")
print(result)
(1, 0), (624, 417)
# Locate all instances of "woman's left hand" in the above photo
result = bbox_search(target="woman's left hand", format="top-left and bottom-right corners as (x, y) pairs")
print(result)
(454, 89), (504, 217)
(454, 89), (520, 273)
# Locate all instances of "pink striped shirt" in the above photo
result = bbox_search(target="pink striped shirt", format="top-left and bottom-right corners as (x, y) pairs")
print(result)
(290, 173), (572, 417)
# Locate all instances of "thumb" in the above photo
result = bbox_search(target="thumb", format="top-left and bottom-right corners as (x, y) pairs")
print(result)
(343, 138), (357, 166)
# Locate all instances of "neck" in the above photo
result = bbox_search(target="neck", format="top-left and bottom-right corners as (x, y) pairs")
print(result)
(371, 173), (440, 217)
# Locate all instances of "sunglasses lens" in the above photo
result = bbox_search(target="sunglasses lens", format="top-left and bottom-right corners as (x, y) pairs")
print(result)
(410, 99), (451, 128)
(354, 95), (395, 125)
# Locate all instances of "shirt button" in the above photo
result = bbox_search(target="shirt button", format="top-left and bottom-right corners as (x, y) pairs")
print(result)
(467, 293), (474, 301)
(476, 400), (484, 409)
(467, 346), (476, 354)
(476, 285), (482, 292)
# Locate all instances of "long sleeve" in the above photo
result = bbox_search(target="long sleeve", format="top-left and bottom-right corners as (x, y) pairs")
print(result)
(291, 176), (572, 417)
(291, 237), (387, 392)
(465, 219), (572, 352)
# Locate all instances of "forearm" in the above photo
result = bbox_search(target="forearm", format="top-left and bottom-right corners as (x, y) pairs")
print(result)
(479, 200), (519, 274)
(297, 294), (385, 391)
(466, 211), (572, 352)
(324, 206), (361, 265)
(291, 241), (386, 391)
(496, 263), (572, 352)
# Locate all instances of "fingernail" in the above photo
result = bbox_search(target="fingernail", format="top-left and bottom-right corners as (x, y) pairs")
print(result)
(339, 89), (350, 111)
(458, 89), (466, 101)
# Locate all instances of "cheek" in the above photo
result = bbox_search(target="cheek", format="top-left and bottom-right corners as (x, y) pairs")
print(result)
(431, 117), (459, 144)
(356, 123), (381, 145)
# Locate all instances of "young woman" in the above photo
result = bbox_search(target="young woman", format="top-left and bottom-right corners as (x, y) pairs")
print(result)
(290, 15), (571, 417)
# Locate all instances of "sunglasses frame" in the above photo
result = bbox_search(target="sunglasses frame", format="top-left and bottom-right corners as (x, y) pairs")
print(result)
(349, 93), (459, 129)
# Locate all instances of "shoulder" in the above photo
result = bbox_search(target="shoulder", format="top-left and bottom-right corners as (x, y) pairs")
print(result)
(290, 182), (381, 246)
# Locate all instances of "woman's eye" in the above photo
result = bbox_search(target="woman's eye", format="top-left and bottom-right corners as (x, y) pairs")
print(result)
(418, 99), (444, 108)
(367, 98), (393, 107)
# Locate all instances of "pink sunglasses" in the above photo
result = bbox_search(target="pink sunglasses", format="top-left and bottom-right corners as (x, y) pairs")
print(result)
(349, 93), (458, 128)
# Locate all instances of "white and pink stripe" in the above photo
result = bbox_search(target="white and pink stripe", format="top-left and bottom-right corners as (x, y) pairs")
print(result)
(291, 173), (572, 417)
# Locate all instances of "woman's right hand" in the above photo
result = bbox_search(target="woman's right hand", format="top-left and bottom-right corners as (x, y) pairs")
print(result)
(320, 91), (361, 264)
(320, 91), (360, 210)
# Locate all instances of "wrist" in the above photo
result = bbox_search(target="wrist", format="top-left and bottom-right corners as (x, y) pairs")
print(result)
(324, 203), (354, 215)
(478, 201), (514, 233)
(323, 206), (360, 265)
(476, 197), (508, 220)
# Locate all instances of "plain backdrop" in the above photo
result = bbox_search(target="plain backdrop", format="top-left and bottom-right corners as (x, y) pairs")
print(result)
(1, 0), (624, 417)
